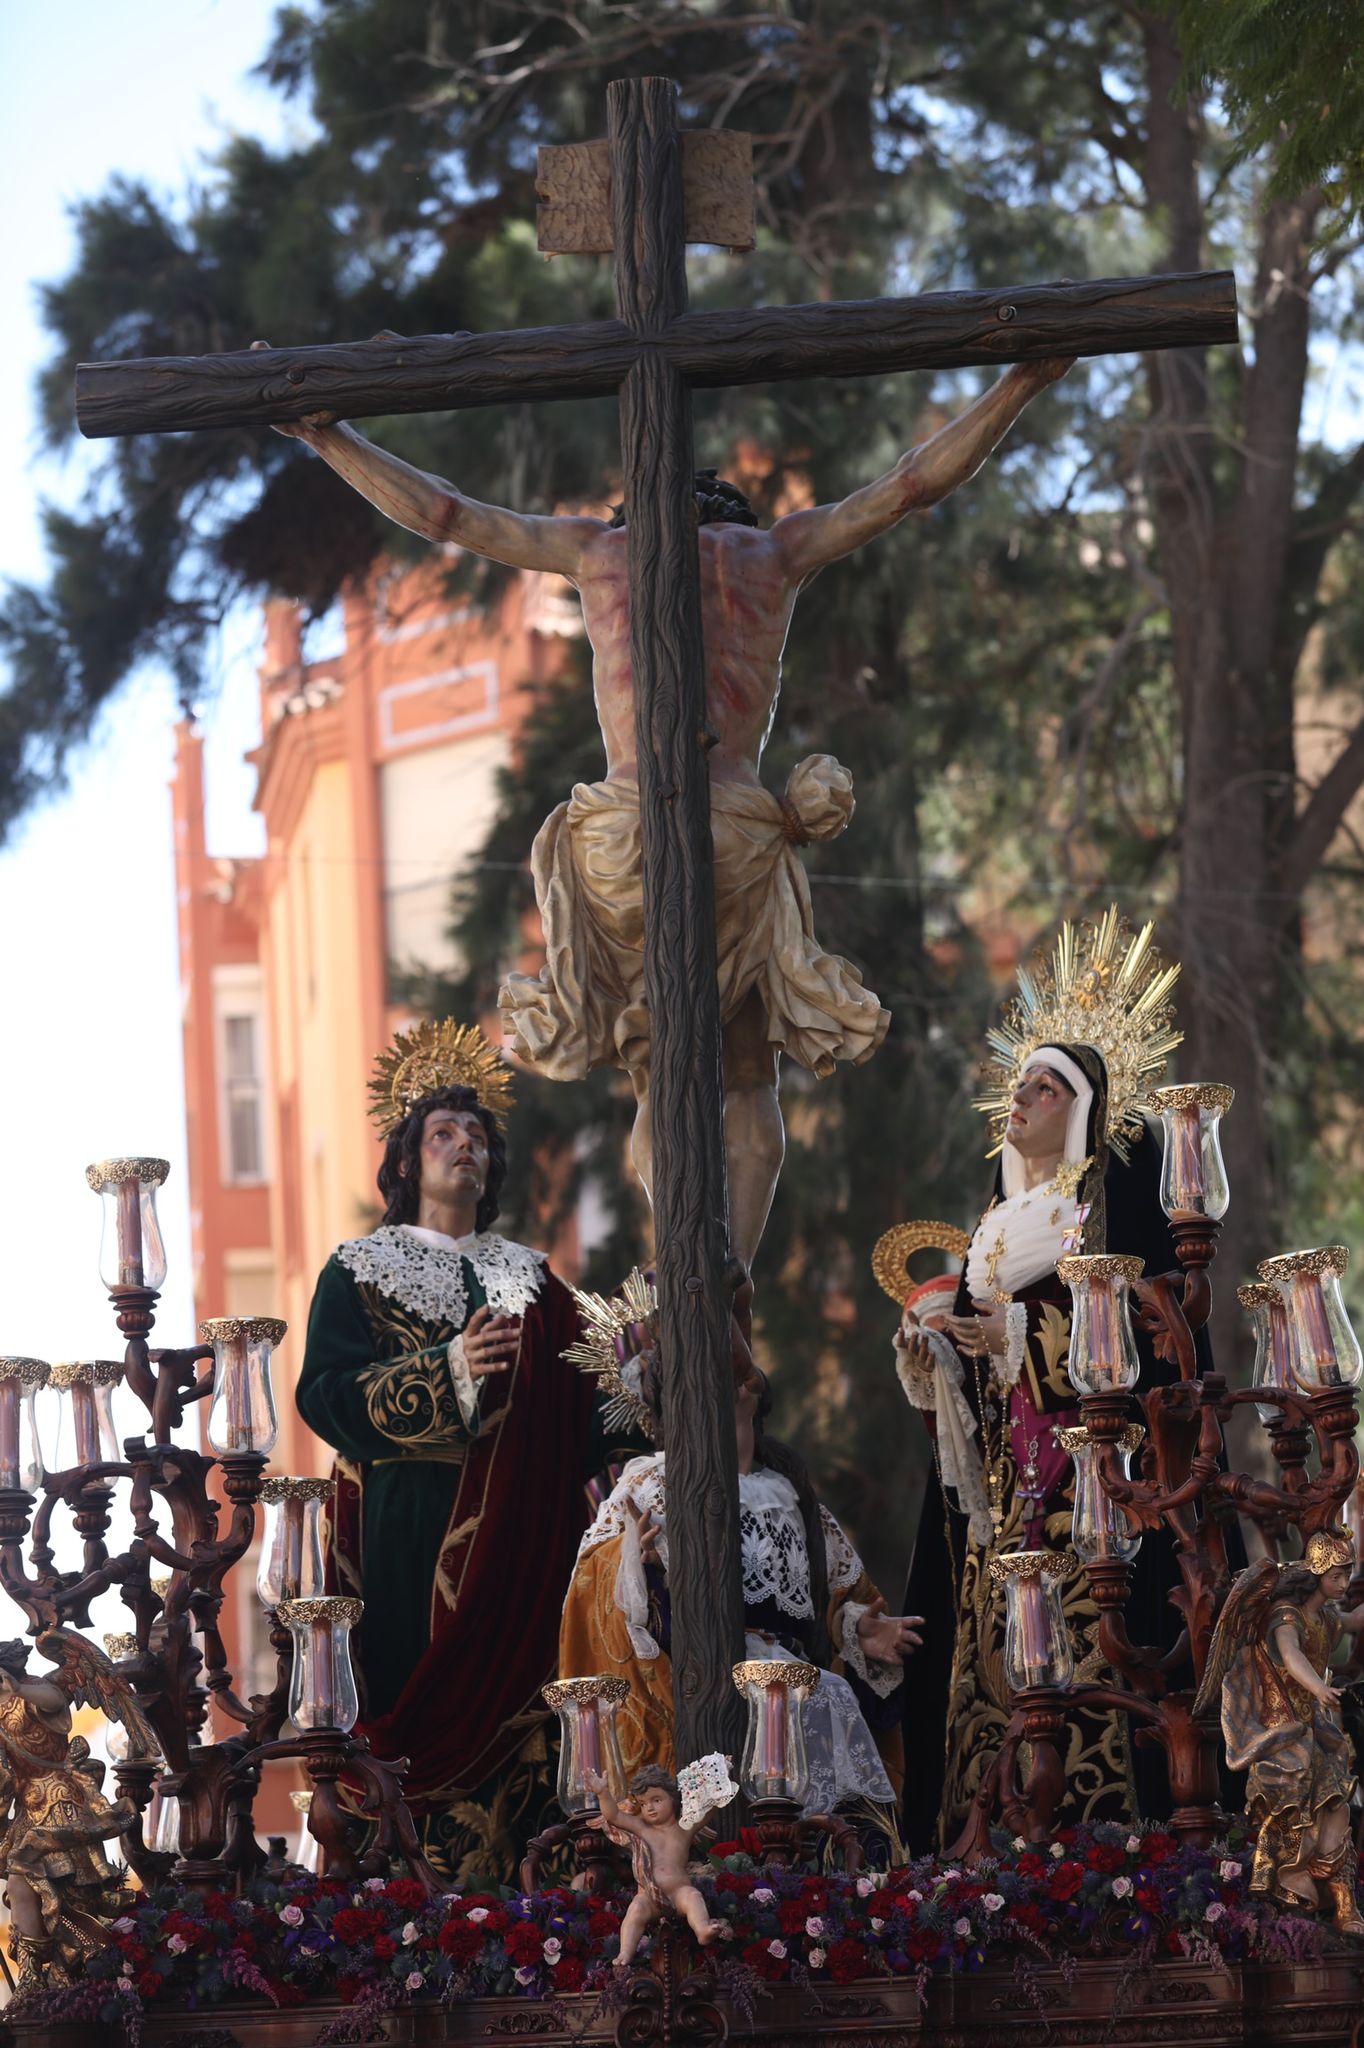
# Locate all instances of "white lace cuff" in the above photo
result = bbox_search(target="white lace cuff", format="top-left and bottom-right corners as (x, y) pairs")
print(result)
(838, 1600), (902, 1697)
(446, 1334), (480, 1431)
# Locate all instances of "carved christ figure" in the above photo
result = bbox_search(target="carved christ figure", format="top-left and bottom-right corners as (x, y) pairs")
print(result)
(274, 354), (1072, 1266)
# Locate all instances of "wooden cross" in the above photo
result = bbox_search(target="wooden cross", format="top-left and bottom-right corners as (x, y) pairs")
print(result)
(77, 78), (1237, 1773)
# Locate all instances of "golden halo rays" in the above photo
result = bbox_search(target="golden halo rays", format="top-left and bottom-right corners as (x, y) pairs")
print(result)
(976, 905), (1182, 1163)
(368, 1020), (515, 1135)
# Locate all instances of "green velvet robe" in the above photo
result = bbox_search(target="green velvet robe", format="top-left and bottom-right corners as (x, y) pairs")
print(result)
(296, 1224), (618, 1885)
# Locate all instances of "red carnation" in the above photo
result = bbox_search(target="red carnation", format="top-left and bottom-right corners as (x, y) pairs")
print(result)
(504, 1923), (546, 1965)
(710, 1840), (742, 1859)
(1087, 1843), (1126, 1873)
(1008, 1902), (1047, 1936)
(1163, 1926), (1186, 1955)
(552, 1956), (587, 1992)
(373, 1935), (397, 1963)
(1135, 1884), (1162, 1914)
(906, 1927), (941, 1964)
(1016, 1852), (1046, 1881)
(272, 1984), (308, 2008)
(1141, 1832), (1178, 1866)
(827, 1938), (870, 1984)
(384, 1878), (428, 1911)
(587, 1911), (619, 1940)
(1047, 1861), (1085, 1903)
(136, 1970), (163, 2001)
(437, 1923), (483, 1965)
(777, 1900), (808, 1935)
(740, 1940), (788, 1982)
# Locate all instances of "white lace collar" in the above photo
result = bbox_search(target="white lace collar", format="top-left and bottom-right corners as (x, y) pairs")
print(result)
(334, 1224), (545, 1328)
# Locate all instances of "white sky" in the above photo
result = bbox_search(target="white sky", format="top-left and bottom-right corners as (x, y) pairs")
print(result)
(0, 1), (287, 1629)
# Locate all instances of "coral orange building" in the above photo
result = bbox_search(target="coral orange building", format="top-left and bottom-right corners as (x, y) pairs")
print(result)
(171, 555), (581, 1734)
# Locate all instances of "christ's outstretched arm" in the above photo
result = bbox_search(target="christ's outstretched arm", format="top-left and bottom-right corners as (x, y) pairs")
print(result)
(263, 372), (607, 578)
(771, 356), (1073, 585)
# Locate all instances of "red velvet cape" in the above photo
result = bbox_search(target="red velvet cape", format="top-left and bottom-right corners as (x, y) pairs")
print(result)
(331, 1270), (592, 1807)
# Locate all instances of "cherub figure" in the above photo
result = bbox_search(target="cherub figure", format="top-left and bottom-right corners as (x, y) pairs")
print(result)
(0, 1630), (157, 1991)
(586, 1759), (734, 1965)
(1195, 1530), (1364, 1934)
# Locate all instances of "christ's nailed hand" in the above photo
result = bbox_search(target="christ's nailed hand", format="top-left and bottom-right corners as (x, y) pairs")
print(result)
(250, 341), (340, 435)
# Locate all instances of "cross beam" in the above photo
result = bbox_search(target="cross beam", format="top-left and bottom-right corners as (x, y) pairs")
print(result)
(71, 77), (1240, 1780)
(75, 269), (1236, 439)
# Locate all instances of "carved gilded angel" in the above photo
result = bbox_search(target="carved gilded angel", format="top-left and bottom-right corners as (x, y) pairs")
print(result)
(1194, 1533), (1364, 1934)
(0, 1629), (157, 1992)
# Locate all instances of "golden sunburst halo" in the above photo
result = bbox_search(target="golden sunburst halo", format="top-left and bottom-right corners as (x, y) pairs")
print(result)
(562, 1267), (658, 1441)
(368, 1019), (515, 1134)
(975, 906), (1182, 1163)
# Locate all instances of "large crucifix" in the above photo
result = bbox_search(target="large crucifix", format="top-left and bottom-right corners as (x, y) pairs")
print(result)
(78, 77), (1236, 1771)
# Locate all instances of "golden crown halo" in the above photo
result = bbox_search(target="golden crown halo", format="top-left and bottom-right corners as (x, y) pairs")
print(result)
(368, 1020), (514, 1135)
(976, 906), (1182, 1163)
(871, 1221), (970, 1304)
(562, 1267), (658, 1441)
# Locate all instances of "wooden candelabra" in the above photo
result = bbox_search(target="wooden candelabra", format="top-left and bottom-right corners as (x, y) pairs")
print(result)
(953, 1214), (1360, 1856)
(0, 1259), (435, 1896)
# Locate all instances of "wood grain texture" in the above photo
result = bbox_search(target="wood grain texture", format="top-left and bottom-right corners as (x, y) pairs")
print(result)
(607, 75), (747, 1774)
(537, 129), (755, 253)
(74, 271), (1238, 439)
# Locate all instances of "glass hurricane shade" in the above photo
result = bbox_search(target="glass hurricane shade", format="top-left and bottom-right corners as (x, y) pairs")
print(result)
(1258, 1248), (1364, 1393)
(541, 1677), (629, 1817)
(1152, 1085), (1233, 1220)
(732, 1659), (818, 1803)
(1058, 1425), (1144, 1564)
(0, 1359), (48, 1490)
(1057, 1255), (1143, 1395)
(278, 1597), (362, 1733)
(86, 1159), (169, 1292)
(257, 1478), (330, 1608)
(988, 1552), (1076, 1692)
(202, 1318), (286, 1456)
(1238, 1281), (1294, 1425)
(48, 1361), (122, 1473)
(151, 1781), (180, 1856)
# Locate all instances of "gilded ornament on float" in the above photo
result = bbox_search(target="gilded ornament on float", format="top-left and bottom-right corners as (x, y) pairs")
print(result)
(870, 1220), (970, 1303)
(563, 1266), (658, 1440)
(367, 1019), (515, 1134)
(976, 905), (1182, 1161)
(1302, 1527), (1354, 1575)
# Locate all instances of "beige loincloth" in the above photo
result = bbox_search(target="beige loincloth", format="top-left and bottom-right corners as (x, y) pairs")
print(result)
(499, 753), (889, 1081)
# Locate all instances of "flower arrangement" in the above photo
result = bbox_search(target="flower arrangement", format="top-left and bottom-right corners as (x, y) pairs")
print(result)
(13, 1824), (1355, 2039)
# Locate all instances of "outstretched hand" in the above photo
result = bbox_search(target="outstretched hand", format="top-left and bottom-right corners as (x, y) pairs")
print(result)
(856, 1595), (924, 1665)
(250, 341), (339, 436)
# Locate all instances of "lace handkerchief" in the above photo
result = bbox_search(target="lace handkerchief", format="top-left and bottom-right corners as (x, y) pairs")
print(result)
(678, 1752), (740, 1832)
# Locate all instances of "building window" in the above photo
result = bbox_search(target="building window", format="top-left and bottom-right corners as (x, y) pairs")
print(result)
(222, 1012), (266, 1184)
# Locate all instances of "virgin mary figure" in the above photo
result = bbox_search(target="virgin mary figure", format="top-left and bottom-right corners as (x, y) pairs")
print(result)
(892, 910), (1200, 1852)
